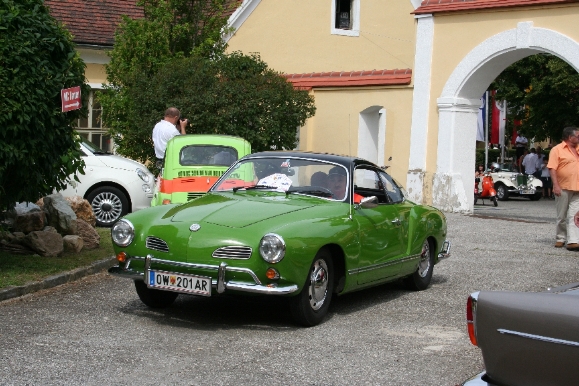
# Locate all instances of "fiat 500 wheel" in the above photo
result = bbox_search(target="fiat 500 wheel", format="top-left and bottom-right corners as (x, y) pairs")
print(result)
(134, 280), (178, 308)
(289, 249), (334, 327)
(404, 239), (434, 291)
(87, 186), (129, 227)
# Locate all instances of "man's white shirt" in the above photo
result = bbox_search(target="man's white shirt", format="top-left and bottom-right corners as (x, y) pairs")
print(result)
(153, 120), (180, 159)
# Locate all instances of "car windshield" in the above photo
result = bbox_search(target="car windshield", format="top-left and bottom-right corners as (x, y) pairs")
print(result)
(211, 157), (348, 201)
(180, 145), (238, 167)
(82, 140), (108, 155)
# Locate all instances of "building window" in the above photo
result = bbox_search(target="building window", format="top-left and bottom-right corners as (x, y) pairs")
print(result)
(77, 90), (113, 153)
(331, 0), (360, 37)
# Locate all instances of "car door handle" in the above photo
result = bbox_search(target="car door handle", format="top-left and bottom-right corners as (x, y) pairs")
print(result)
(391, 218), (401, 226)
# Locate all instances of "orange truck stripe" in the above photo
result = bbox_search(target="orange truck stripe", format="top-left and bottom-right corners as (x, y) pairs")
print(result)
(159, 177), (220, 194)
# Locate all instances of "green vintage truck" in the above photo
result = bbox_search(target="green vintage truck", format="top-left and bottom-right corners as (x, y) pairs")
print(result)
(151, 135), (252, 206)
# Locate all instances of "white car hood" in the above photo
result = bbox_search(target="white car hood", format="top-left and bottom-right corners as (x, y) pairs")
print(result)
(87, 154), (147, 171)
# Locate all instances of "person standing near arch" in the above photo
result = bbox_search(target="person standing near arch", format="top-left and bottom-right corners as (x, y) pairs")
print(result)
(548, 126), (579, 250)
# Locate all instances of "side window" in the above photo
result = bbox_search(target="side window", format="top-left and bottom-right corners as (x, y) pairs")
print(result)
(379, 171), (404, 203)
(331, 0), (360, 37)
(353, 168), (387, 203)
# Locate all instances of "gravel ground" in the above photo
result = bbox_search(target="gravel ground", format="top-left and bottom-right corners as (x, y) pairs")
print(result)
(0, 198), (577, 386)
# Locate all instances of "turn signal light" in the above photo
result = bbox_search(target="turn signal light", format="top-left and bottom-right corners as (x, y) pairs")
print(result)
(466, 293), (479, 346)
(162, 199), (172, 205)
(266, 268), (280, 280)
(116, 252), (127, 263)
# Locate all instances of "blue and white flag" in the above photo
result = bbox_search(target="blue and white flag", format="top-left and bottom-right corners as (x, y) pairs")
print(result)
(476, 91), (487, 142)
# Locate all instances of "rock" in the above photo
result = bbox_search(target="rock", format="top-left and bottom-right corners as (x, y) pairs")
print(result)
(65, 196), (96, 227)
(63, 235), (84, 253)
(0, 240), (34, 255)
(43, 193), (77, 235)
(14, 202), (41, 216)
(13, 210), (45, 233)
(24, 231), (63, 257)
(6, 232), (27, 245)
(74, 219), (100, 250)
(43, 226), (58, 233)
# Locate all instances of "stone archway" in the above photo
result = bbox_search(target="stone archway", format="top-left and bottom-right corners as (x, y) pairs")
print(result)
(433, 21), (579, 212)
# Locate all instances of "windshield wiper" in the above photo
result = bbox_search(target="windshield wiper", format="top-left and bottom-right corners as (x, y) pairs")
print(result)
(233, 184), (278, 193)
(286, 188), (333, 198)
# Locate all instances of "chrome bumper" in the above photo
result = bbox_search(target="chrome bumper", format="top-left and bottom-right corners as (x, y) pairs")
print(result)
(438, 240), (451, 261)
(108, 254), (298, 295)
(461, 371), (497, 386)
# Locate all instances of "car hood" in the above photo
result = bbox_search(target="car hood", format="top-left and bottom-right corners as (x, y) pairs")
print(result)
(168, 193), (317, 228)
(90, 153), (148, 171)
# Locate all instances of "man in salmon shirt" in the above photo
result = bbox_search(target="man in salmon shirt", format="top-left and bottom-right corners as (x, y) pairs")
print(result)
(548, 127), (579, 250)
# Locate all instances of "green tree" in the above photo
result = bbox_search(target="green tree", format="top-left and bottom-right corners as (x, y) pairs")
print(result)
(100, 0), (315, 168)
(114, 53), (315, 162)
(0, 0), (87, 212)
(492, 54), (579, 142)
(100, 0), (233, 165)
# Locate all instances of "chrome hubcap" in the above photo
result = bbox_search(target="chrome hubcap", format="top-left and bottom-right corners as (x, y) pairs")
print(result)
(92, 192), (122, 224)
(417, 241), (431, 278)
(308, 259), (329, 310)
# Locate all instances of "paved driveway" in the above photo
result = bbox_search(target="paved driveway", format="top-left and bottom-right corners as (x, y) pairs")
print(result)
(0, 198), (577, 385)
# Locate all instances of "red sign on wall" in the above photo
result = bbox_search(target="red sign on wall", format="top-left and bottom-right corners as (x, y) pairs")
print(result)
(61, 86), (82, 112)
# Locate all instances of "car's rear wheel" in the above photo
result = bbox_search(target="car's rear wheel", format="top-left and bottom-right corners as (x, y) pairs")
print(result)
(134, 280), (178, 308)
(87, 186), (129, 227)
(289, 249), (334, 327)
(404, 239), (434, 291)
(495, 184), (509, 201)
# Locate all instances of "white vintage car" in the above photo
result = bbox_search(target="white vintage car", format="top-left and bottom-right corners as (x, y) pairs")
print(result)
(58, 141), (155, 227)
(488, 163), (543, 201)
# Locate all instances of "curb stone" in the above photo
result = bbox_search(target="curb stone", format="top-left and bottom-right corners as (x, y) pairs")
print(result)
(0, 256), (117, 302)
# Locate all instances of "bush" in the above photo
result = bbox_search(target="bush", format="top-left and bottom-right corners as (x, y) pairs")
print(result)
(0, 0), (88, 212)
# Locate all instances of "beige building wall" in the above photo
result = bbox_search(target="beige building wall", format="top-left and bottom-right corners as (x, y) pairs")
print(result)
(300, 86), (413, 183)
(227, 0), (418, 185)
(227, 0), (417, 73)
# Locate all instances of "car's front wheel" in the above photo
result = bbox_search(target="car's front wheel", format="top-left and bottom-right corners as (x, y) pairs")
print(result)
(289, 249), (334, 327)
(529, 192), (542, 201)
(86, 186), (129, 227)
(403, 238), (434, 291)
(134, 280), (178, 308)
(495, 183), (509, 201)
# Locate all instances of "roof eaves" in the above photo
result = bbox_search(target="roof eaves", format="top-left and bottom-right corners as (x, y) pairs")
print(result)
(413, 0), (579, 15)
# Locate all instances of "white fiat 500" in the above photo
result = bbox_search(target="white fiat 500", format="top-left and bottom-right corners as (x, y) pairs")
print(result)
(58, 141), (155, 227)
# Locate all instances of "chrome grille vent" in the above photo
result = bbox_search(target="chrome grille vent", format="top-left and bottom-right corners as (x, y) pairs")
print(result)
(212, 246), (252, 259)
(146, 236), (169, 253)
(187, 192), (204, 201)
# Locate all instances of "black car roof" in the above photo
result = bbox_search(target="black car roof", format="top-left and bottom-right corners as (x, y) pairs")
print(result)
(242, 151), (379, 169)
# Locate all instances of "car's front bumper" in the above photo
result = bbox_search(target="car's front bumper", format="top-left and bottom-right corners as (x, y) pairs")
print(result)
(438, 240), (451, 261)
(108, 254), (299, 295)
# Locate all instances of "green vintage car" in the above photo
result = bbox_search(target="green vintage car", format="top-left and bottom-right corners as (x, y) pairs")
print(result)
(109, 151), (451, 326)
(151, 134), (251, 206)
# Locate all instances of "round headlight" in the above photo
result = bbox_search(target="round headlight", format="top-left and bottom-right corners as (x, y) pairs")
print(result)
(136, 168), (150, 183)
(259, 233), (286, 263)
(111, 219), (135, 247)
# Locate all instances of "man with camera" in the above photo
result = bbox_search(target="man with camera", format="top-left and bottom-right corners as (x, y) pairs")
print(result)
(152, 107), (188, 167)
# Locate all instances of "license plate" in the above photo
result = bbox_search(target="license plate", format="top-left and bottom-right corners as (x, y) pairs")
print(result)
(147, 269), (211, 296)
(521, 189), (534, 194)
